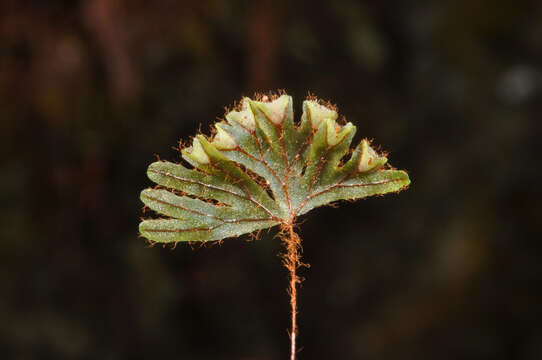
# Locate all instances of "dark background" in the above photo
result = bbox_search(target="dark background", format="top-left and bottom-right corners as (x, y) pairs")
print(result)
(2, 0), (542, 359)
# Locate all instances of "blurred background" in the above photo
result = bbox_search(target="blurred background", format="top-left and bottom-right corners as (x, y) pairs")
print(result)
(1, 0), (542, 359)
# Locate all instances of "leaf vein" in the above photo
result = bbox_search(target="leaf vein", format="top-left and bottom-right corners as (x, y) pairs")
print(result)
(207, 162), (279, 219)
(149, 168), (250, 203)
(296, 176), (407, 214)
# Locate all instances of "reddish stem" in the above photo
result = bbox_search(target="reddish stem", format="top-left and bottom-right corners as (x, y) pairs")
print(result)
(282, 224), (302, 360)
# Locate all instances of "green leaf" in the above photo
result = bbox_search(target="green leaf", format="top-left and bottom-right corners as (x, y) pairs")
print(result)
(139, 94), (410, 243)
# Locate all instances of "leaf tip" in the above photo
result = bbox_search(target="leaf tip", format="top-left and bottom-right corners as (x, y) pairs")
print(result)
(357, 139), (388, 173)
(225, 98), (256, 131)
(212, 123), (237, 150)
(249, 94), (291, 125)
(182, 137), (210, 164)
(304, 99), (338, 130)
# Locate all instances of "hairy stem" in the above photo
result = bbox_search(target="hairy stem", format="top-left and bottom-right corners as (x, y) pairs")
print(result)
(282, 224), (302, 360)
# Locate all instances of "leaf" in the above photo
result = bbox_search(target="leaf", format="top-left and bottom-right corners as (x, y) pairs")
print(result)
(139, 94), (410, 243)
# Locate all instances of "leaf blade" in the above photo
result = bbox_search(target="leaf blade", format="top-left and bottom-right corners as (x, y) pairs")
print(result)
(296, 170), (410, 216)
(139, 94), (410, 243)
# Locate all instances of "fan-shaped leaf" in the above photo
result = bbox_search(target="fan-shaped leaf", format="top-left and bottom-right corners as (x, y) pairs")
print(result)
(139, 94), (410, 243)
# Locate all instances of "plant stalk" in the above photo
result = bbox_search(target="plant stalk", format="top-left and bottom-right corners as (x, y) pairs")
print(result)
(283, 224), (302, 360)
